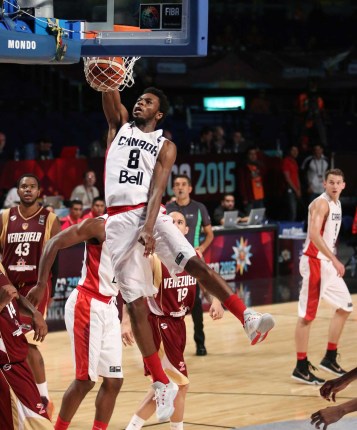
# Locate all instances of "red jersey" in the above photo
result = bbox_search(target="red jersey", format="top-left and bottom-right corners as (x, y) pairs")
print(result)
(0, 267), (28, 365)
(147, 255), (196, 318)
(0, 207), (57, 287)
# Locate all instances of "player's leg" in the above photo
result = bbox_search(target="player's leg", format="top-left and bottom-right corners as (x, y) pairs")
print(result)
(92, 298), (124, 429)
(155, 214), (275, 344)
(319, 266), (353, 376)
(55, 379), (95, 429)
(191, 284), (206, 356)
(26, 343), (54, 418)
(0, 362), (52, 429)
(126, 389), (157, 429)
(292, 255), (324, 385)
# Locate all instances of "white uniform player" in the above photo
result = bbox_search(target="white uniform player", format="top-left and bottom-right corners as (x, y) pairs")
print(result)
(65, 229), (123, 381)
(292, 169), (352, 386)
(299, 192), (353, 320)
(105, 122), (196, 304)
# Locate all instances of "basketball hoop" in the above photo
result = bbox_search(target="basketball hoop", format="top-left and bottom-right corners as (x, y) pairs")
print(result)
(83, 56), (140, 92)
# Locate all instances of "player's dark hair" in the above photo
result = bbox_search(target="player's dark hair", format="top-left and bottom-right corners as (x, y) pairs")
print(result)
(173, 174), (192, 187)
(17, 173), (40, 189)
(70, 199), (83, 208)
(325, 168), (344, 181)
(92, 196), (105, 206)
(143, 87), (170, 123)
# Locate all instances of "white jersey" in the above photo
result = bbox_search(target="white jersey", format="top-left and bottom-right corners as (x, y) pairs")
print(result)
(303, 192), (341, 260)
(105, 122), (165, 207)
(78, 216), (118, 297)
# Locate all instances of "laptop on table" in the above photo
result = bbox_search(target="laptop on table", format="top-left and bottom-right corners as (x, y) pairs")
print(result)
(223, 210), (239, 228)
(238, 208), (266, 227)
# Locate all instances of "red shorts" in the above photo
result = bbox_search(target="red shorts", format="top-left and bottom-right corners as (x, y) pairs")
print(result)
(0, 361), (52, 429)
(145, 314), (189, 385)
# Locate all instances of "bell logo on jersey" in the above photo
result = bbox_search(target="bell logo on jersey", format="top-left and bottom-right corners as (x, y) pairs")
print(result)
(119, 170), (143, 185)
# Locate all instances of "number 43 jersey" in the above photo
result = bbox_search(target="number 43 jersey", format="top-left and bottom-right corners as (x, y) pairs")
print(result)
(105, 122), (166, 207)
(0, 207), (57, 287)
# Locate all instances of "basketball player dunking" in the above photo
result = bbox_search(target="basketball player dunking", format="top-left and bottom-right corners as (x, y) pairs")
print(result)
(102, 87), (275, 421)
(0, 173), (61, 419)
(30, 216), (123, 430)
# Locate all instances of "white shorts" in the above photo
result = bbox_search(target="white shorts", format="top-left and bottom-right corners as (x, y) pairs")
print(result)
(105, 206), (196, 303)
(65, 288), (123, 381)
(298, 255), (353, 320)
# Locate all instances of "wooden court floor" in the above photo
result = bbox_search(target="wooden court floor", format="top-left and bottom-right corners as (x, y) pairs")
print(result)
(43, 297), (357, 429)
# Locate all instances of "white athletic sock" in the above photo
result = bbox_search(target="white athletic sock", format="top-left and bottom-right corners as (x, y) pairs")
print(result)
(36, 381), (49, 399)
(125, 414), (145, 430)
(170, 422), (184, 430)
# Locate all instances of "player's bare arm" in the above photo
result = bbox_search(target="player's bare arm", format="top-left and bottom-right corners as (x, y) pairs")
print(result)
(27, 218), (105, 306)
(320, 367), (357, 402)
(309, 199), (345, 276)
(0, 283), (19, 312)
(50, 215), (61, 238)
(17, 295), (48, 342)
(102, 90), (129, 148)
(139, 140), (177, 257)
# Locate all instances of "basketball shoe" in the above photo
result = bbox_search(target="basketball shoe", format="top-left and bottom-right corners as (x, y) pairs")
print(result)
(152, 380), (178, 422)
(292, 360), (325, 385)
(243, 309), (275, 345)
(320, 353), (347, 376)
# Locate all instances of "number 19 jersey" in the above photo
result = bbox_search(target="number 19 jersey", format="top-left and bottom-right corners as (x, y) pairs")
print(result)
(105, 122), (165, 207)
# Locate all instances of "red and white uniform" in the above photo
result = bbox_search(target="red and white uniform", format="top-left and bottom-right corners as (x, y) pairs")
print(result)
(299, 193), (353, 320)
(65, 216), (123, 381)
(0, 267), (52, 429)
(0, 206), (56, 340)
(144, 255), (197, 385)
(105, 123), (196, 303)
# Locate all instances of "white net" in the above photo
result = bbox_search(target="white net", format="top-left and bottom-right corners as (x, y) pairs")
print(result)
(83, 56), (140, 92)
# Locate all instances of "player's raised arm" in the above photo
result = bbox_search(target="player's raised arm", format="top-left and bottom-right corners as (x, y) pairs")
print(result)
(102, 90), (129, 148)
(27, 218), (105, 306)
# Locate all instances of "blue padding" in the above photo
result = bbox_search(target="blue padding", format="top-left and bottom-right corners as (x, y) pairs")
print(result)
(0, 30), (81, 64)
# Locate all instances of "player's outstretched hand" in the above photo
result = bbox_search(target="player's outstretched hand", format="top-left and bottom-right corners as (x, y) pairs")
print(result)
(209, 298), (224, 320)
(26, 284), (46, 307)
(310, 405), (344, 429)
(320, 376), (350, 402)
(138, 229), (156, 257)
(32, 310), (48, 342)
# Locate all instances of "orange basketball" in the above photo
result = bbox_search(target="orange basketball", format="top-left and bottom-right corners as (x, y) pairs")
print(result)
(85, 57), (126, 92)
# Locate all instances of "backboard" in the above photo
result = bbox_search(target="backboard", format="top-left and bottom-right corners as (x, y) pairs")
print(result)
(52, 0), (208, 57)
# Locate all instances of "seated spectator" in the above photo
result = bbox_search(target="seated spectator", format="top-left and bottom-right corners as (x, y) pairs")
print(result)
(60, 200), (83, 230)
(82, 197), (106, 219)
(3, 187), (19, 209)
(228, 130), (250, 154)
(212, 125), (227, 154)
(213, 193), (248, 226)
(70, 170), (99, 210)
(193, 126), (213, 154)
(36, 137), (54, 160)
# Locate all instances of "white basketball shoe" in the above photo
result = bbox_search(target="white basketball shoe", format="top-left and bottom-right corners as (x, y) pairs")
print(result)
(243, 309), (275, 345)
(152, 380), (179, 422)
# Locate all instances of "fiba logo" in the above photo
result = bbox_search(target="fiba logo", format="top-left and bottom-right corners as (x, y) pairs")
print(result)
(140, 5), (160, 29)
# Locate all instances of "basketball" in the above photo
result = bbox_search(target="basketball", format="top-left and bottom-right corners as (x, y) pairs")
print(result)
(85, 57), (126, 92)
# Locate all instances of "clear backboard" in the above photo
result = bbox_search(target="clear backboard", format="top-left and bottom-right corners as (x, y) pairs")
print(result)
(57, 0), (208, 57)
